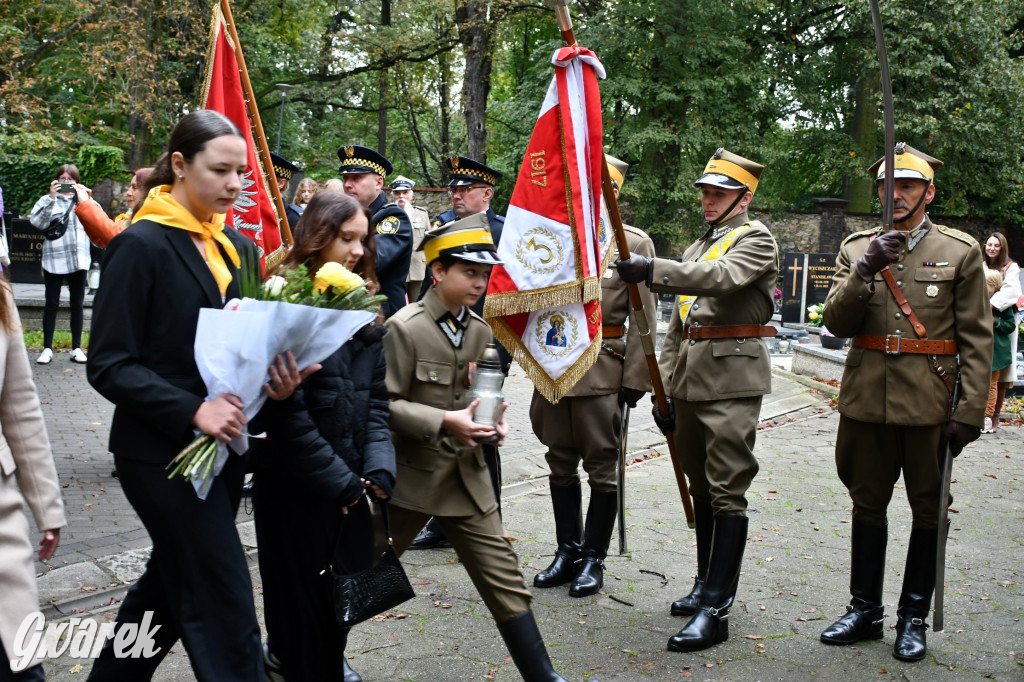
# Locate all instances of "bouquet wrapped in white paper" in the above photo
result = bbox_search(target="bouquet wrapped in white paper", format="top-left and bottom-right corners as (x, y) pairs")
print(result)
(167, 262), (385, 498)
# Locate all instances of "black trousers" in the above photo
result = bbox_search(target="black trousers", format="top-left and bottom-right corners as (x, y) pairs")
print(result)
(42, 269), (86, 349)
(86, 454), (263, 682)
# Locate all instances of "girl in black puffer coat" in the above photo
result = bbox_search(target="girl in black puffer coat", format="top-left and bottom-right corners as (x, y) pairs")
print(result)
(252, 192), (395, 682)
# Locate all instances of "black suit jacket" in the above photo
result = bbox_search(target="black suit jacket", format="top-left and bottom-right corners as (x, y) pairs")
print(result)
(87, 219), (257, 464)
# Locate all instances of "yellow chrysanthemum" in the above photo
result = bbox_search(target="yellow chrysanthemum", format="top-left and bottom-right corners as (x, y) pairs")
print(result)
(314, 262), (364, 294)
(808, 311), (819, 321)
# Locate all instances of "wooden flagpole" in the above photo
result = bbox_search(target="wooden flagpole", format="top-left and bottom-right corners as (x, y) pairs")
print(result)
(219, 0), (293, 264)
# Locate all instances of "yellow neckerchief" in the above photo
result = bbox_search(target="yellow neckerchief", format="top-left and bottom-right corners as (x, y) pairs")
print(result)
(677, 224), (752, 325)
(132, 185), (240, 296)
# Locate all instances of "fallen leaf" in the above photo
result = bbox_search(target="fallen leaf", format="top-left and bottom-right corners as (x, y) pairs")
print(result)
(744, 635), (764, 640)
(984, 474), (998, 479)
(70, 664), (83, 673)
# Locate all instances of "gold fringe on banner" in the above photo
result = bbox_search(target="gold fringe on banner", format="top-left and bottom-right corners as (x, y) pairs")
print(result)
(483, 275), (603, 318)
(490, 318), (603, 404)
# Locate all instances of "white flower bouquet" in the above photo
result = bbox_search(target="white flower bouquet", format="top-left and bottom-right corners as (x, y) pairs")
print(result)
(167, 262), (385, 498)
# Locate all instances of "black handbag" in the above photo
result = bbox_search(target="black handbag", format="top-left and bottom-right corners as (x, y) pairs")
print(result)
(40, 200), (75, 241)
(326, 502), (414, 627)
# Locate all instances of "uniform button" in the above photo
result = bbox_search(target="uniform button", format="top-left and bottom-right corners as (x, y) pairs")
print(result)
(931, 273), (938, 279)
(858, 295), (864, 300)
(455, 448), (463, 457)
(894, 313), (902, 319)
(422, 434), (431, 443)
(458, 362), (466, 369)
(662, 276), (670, 284)
(454, 392), (461, 400)
(897, 264), (905, 271)
(693, 304), (700, 310)
(896, 280), (903, 287)
(690, 340), (696, 346)
(734, 347), (740, 353)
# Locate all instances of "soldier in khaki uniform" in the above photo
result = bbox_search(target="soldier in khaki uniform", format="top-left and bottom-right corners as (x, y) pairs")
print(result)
(389, 175), (430, 301)
(530, 156), (656, 598)
(617, 148), (779, 652)
(381, 215), (574, 682)
(819, 144), (990, 662)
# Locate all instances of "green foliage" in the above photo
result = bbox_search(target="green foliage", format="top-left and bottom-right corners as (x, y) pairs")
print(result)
(23, 329), (90, 350)
(76, 146), (125, 187)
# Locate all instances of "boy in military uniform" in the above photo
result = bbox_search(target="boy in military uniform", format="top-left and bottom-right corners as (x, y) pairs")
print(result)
(408, 155), (509, 551)
(617, 148), (779, 652)
(337, 144), (412, 317)
(530, 155), (656, 598)
(381, 215), (574, 681)
(819, 144), (990, 662)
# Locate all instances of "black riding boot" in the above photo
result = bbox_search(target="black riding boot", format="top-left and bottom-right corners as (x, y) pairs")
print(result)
(821, 521), (888, 644)
(893, 527), (938, 662)
(671, 499), (714, 616)
(569, 489), (618, 597)
(534, 482), (583, 588)
(496, 611), (568, 682)
(668, 515), (748, 652)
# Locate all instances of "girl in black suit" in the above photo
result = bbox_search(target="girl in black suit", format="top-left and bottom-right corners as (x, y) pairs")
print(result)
(86, 110), (308, 682)
(253, 192), (395, 682)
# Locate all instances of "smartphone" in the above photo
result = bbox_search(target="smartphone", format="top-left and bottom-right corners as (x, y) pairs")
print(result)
(59, 183), (74, 193)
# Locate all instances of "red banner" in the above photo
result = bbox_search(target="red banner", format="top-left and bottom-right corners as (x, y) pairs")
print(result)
(200, 9), (282, 266)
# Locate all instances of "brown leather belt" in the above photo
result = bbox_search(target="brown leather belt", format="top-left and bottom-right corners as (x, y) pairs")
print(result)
(852, 335), (958, 355)
(602, 325), (625, 338)
(686, 324), (777, 340)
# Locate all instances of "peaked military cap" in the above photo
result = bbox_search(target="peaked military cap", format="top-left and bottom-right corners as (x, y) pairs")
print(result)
(693, 148), (764, 194)
(868, 143), (943, 183)
(269, 152), (299, 181)
(445, 156), (502, 187)
(389, 175), (415, 191)
(605, 154), (628, 190)
(419, 212), (502, 266)
(337, 144), (393, 177)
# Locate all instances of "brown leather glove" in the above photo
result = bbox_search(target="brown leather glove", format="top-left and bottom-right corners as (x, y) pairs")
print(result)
(944, 420), (980, 458)
(854, 230), (905, 282)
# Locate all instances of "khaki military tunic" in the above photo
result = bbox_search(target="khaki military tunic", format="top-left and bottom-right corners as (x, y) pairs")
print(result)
(530, 225), (657, 490)
(823, 217), (991, 526)
(405, 204), (430, 301)
(380, 288), (531, 621)
(651, 212), (778, 515)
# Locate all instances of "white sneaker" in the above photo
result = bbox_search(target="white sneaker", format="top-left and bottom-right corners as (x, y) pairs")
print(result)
(36, 348), (53, 364)
(981, 416), (993, 434)
(70, 347), (88, 364)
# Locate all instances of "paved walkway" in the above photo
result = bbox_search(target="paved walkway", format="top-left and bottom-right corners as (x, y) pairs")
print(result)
(12, 290), (1023, 680)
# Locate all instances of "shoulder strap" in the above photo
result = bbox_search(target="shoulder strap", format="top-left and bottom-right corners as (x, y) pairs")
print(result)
(879, 265), (927, 338)
(328, 500), (393, 569)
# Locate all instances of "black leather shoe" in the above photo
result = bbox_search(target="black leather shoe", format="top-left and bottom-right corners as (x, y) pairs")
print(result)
(241, 479), (254, 498)
(342, 655), (362, 681)
(893, 615), (928, 661)
(264, 643), (285, 682)
(820, 605), (884, 644)
(408, 519), (452, 550)
(533, 551), (580, 588)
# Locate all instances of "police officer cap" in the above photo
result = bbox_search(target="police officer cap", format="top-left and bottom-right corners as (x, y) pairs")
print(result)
(389, 175), (415, 191)
(868, 142), (943, 183)
(337, 144), (393, 177)
(605, 154), (628, 190)
(693, 148), (763, 194)
(269, 152), (299, 181)
(419, 213), (503, 266)
(445, 156), (502, 187)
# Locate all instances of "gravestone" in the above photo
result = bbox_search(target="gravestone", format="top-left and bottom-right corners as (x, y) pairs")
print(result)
(4, 214), (45, 284)
(781, 252), (838, 324)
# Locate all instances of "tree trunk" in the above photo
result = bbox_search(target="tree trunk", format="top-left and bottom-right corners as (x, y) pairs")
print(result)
(846, 65), (878, 214)
(457, 0), (493, 162)
(377, 0), (391, 155)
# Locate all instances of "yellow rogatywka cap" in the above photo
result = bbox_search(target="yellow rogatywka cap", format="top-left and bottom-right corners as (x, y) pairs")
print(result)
(420, 212), (502, 266)
(868, 142), (944, 182)
(605, 154), (628, 190)
(693, 148), (764, 195)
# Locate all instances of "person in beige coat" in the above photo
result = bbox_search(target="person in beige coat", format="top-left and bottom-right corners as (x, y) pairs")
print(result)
(818, 144), (990, 662)
(617, 148), (779, 653)
(0, 281), (66, 680)
(530, 155), (655, 598)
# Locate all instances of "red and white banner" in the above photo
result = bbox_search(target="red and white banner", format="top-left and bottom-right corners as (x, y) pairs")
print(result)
(484, 46), (606, 402)
(199, 5), (282, 267)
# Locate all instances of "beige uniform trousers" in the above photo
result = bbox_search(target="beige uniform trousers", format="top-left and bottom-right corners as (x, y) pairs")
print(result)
(530, 391), (622, 491)
(835, 415), (947, 528)
(374, 505), (532, 623)
(672, 396), (761, 516)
